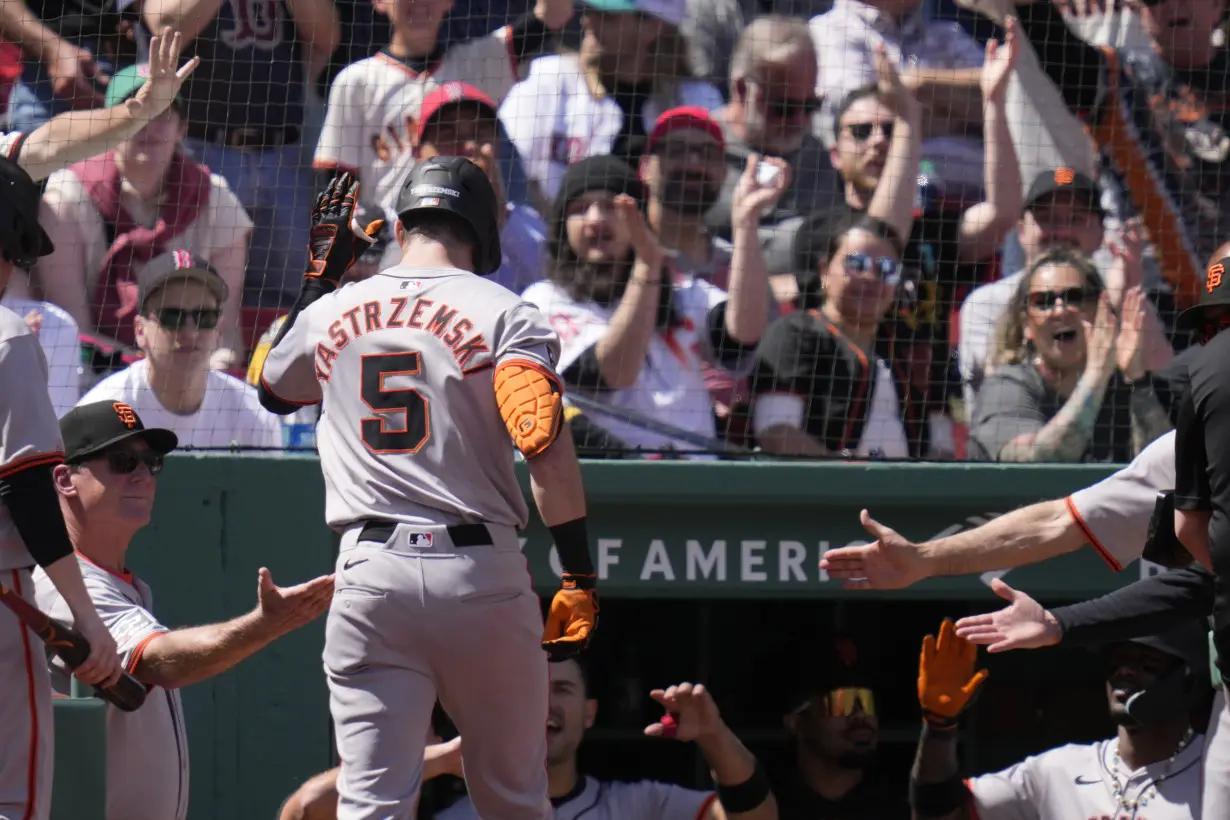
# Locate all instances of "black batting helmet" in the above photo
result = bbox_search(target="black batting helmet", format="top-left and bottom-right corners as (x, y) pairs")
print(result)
(0, 156), (53, 270)
(395, 156), (501, 276)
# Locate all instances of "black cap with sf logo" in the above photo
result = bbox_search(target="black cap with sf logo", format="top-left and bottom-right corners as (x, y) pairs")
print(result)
(59, 401), (179, 464)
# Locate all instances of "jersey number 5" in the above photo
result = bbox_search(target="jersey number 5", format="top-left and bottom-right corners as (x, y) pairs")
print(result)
(360, 352), (430, 454)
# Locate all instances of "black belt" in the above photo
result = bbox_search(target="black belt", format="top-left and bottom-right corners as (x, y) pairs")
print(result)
(358, 520), (492, 548)
(186, 123), (301, 150)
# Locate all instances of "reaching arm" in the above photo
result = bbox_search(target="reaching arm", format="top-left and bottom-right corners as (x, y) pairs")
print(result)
(143, 0), (226, 46)
(284, 0), (340, 84)
(902, 67), (985, 134)
(16, 28), (199, 182)
(920, 499), (1084, 577)
(527, 430), (587, 529)
(697, 726), (777, 820)
(1052, 564), (1214, 647)
(866, 46), (923, 243)
(910, 725), (968, 820)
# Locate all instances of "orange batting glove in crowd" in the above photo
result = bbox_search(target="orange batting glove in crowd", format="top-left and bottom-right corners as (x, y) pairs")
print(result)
(919, 618), (989, 731)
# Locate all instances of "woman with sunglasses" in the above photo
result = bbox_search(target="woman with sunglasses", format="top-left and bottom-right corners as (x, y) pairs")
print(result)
(751, 213), (931, 459)
(969, 246), (1173, 463)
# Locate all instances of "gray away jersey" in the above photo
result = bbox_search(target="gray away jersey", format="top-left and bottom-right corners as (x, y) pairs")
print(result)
(436, 775), (717, 820)
(0, 304), (64, 572)
(1066, 430), (1176, 571)
(33, 555), (188, 820)
(260, 266), (562, 530)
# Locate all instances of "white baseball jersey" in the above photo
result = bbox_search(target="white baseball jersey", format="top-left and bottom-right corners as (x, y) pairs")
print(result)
(498, 53), (725, 201)
(1, 298), (81, 417)
(1065, 430), (1175, 572)
(33, 554), (188, 820)
(258, 266), (562, 530)
(0, 304), (63, 573)
(521, 276), (746, 457)
(967, 733), (1203, 820)
(0, 132), (26, 163)
(314, 29), (521, 219)
(79, 359), (283, 450)
(436, 775), (716, 820)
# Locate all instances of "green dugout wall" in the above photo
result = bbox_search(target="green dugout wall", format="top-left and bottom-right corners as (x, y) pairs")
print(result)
(59, 454), (1163, 818)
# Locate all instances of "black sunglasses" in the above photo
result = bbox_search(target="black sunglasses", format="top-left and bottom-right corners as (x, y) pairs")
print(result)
(99, 448), (165, 476)
(1027, 286), (1097, 311)
(151, 307), (221, 331)
(844, 121), (894, 142)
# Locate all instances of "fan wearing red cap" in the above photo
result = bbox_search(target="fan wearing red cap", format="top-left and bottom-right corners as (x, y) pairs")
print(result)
(312, 0), (574, 222)
(369, 82), (551, 296)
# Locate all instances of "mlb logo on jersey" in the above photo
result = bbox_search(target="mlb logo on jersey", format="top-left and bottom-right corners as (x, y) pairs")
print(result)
(407, 532), (434, 548)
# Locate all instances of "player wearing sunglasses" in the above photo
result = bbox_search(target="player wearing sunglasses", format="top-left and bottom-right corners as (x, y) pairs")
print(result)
(778, 636), (906, 818)
(968, 245), (1172, 463)
(77, 250), (282, 451)
(751, 214), (930, 459)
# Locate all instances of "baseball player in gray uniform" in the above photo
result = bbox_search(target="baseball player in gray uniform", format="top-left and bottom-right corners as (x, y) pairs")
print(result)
(0, 155), (124, 820)
(257, 166), (598, 820)
(277, 657), (779, 820)
(910, 619), (1209, 820)
(32, 400), (333, 820)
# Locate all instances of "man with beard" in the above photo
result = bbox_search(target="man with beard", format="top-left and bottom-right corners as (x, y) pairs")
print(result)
(909, 619), (1208, 820)
(438, 658), (779, 820)
(706, 16), (842, 286)
(521, 154), (781, 456)
(776, 637), (908, 819)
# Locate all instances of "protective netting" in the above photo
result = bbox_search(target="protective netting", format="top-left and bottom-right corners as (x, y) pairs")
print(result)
(3, 0), (1223, 460)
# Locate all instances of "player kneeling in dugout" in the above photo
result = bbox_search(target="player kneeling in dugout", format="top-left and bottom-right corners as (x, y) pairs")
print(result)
(909, 619), (1210, 820)
(278, 657), (778, 820)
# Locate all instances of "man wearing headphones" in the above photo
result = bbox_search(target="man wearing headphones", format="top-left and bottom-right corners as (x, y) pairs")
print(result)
(908, 619), (1210, 820)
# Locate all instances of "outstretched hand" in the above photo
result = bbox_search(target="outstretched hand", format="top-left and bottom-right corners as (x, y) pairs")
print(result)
(819, 509), (930, 590)
(130, 27), (200, 120)
(645, 682), (723, 742)
(954, 578), (1062, 652)
(255, 568), (335, 638)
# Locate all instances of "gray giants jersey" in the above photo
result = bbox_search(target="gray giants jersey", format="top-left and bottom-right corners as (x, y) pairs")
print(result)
(260, 266), (562, 530)
(0, 305), (64, 572)
(1065, 430), (1176, 572)
(436, 775), (717, 820)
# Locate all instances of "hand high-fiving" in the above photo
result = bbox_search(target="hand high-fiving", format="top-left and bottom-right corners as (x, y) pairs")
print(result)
(130, 27), (200, 120)
(820, 509), (930, 590)
(954, 578), (1062, 653)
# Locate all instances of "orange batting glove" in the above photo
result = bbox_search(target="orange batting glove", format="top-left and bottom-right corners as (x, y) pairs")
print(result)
(542, 574), (598, 660)
(919, 618), (989, 730)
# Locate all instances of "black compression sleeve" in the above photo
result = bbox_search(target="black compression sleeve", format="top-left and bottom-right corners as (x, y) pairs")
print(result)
(507, 12), (553, 66)
(257, 277), (335, 415)
(0, 463), (74, 568)
(1017, 1), (1105, 115)
(548, 517), (595, 582)
(1052, 564), (1214, 646)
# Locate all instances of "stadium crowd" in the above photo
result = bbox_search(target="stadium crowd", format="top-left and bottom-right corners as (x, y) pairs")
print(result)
(0, 1), (1227, 819)
(0, 0), (1221, 462)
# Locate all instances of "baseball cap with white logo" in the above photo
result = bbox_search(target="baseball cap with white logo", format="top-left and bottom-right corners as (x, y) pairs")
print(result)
(136, 249), (230, 311)
(416, 82), (499, 143)
(583, 0), (685, 28)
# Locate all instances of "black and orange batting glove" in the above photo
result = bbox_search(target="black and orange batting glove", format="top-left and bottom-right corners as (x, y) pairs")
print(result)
(305, 172), (384, 286)
(918, 618), (988, 731)
(542, 573), (598, 661)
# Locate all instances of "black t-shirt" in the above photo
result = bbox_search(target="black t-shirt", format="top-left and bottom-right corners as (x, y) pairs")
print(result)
(1174, 328), (1230, 671)
(776, 773), (910, 820)
(968, 362), (1134, 463)
(751, 310), (927, 456)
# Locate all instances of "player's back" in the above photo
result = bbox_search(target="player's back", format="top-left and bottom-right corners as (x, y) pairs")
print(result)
(308, 266), (555, 530)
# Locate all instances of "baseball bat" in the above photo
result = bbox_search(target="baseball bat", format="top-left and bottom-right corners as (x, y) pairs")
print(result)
(0, 581), (147, 712)
(563, 392), (754, 455)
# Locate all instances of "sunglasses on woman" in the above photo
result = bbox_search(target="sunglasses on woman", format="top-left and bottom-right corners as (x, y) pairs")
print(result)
(1026, 286), (1096, 312)
(151, 307), (222, 331)
(842, 252), (901, 285)
(844, 121), (894, 142)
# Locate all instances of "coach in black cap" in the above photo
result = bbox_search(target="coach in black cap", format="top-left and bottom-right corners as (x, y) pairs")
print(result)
(60, 400), (179, 469)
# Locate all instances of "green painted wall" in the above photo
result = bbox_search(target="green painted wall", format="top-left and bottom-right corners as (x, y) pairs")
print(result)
(59, 454), (1147, 818)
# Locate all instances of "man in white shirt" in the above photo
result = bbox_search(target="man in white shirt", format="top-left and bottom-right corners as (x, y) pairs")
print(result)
(78, 250), (282, 450)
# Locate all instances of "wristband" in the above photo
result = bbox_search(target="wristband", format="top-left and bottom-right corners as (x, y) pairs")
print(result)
(715, 760), (771, 814)
(910, 774), (968, 817)
(548, 518), (594, 579)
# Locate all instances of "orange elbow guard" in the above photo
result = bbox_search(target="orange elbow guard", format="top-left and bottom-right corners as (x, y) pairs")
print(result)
(495, 360), (564, 458)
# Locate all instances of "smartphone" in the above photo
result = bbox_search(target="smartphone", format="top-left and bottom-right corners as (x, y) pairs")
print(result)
(756, 163), (781, 186)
